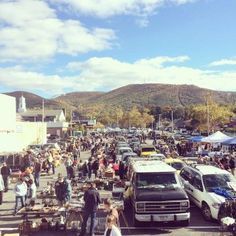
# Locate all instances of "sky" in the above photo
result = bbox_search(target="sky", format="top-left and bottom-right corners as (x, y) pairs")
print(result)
(0, 0), (236, 98)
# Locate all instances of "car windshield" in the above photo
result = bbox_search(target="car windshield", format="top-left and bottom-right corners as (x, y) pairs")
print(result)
(203, 174), (236, 192)
(171, 162), (185, 170)
(142, 147), (155, 152)
(136, 173), (178, 189)
(119, 149), (131, 155)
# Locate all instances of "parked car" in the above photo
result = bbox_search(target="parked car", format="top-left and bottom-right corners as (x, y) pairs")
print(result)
(43, 143), (61, 151)
(125, 159), (190, 226)
(179, 164), (236, 221)
(116, 146), (133, 161)
(165, 158), (186, 174)
(148, 153), (166, 161)
(122, 152), (138, 164)
(139, 144), (157, 157)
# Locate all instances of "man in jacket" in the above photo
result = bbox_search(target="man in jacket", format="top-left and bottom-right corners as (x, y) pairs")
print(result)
(55, 175), (67, 205)
(229, 156), (235, 176)
(79, 182), (101, 236)
(0, 174), (4, 205)
(34, 159), (42, 187)
(1, 163), (11, 192)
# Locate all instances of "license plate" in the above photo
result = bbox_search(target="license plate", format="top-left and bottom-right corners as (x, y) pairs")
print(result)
(157, 215), (173, 221)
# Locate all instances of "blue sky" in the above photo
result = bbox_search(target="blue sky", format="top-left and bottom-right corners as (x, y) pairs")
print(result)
(0, 0), (236, 98)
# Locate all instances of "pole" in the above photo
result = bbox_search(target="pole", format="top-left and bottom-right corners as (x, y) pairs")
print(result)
(42, 99), (45, 122)
(116, 114), (118, 128)
(207, 99), (210, 136)
(158, 114), (161, 130)
(70, 110), (73, 136)
(171, 110), (174, 133)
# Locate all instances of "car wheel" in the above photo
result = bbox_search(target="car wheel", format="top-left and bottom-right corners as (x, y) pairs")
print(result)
(202, 202), (212, 221)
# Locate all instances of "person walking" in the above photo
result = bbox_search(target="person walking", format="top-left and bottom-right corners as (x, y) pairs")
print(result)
(1, 163), (11, 192)
(14, 178), (27, 215)
(104, 198), (119, 226)
(26, 179), (37, 206)
(55, 175), (67, 206)
(229, 156), (235, 176)
(103, 215), (122, 236)
(79, 182), (101, 236)
(0, 174), (4, 205)
(34, 159), (42, 187)
(65, 156), (73, 178)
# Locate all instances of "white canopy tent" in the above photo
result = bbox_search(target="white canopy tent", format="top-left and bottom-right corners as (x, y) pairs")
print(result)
(202, 131), (231, 143)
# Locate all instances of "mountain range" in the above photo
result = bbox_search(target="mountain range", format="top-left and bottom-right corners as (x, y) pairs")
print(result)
(5, 84), (236, 112)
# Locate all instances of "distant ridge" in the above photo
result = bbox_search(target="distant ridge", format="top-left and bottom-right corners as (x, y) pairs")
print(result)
(54, 84), (236, 108)
(4, 84), (236, 111)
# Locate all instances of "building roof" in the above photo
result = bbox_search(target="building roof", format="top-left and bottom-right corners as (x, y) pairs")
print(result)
(132, 160), (176, 173)
(20, 109), (63, 117)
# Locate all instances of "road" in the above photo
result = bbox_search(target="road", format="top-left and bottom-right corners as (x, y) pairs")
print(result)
(0, 150), (229, 236)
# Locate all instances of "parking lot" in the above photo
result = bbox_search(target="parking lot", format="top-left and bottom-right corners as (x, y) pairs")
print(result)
(0, 149), (226, 236)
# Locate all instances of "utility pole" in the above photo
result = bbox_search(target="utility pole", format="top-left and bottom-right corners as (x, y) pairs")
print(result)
(42, 99), (45, 122)
(207, 99), (210, 136)
(205, 92), (211, 136)
(70, 110), (73, 136)
(171, 109), (174, 133)
(158, 114), (161, 130)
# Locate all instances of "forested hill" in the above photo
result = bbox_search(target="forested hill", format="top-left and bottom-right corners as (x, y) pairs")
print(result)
(5, 84), (236, 110)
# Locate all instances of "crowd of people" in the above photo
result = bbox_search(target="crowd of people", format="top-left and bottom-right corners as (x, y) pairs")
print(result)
(0, 129), (236, 236)
(0, 134), (123, 236)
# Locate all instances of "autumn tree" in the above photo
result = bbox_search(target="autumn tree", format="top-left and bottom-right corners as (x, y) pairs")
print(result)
(191, 101), (233, 132)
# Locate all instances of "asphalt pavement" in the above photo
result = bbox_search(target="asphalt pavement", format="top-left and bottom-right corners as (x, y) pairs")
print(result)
(0, 150), (230, 236)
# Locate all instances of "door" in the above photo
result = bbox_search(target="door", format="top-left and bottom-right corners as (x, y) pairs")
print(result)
(189, 173), (204, 207)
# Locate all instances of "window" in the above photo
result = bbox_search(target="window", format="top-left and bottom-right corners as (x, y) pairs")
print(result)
(192, 174), (203, 192)
(136, 173), (177, 189)
(203, 174), (236, 192)
(180, 168), (192, 182)
(171, 162), (185, 171)
(141, 147), (155, 152)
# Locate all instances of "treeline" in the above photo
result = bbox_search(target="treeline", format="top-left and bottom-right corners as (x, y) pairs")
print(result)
(69, 99), (236, 131)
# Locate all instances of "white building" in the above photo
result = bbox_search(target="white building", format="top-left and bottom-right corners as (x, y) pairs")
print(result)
(18, 96), (69, 138)
(18, 95), (27, 113)
(0, 94), (47, 152)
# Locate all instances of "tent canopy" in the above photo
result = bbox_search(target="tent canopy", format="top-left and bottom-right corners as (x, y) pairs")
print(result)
(202, 131), (231, 143)
(222, 137), (236, 145)
(189, 136), (204, 142)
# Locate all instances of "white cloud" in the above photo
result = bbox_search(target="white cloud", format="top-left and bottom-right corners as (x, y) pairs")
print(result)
(209, 58), (236, 67)
(0, 0), (115, 61)
(65, 56), (236, 92)
(0, 66), (75, 94)
(49, 0), (197, 27)
(1, 56), (235, 96)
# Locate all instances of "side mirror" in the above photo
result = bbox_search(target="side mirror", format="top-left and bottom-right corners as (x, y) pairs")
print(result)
(183, 180), (189, 187)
